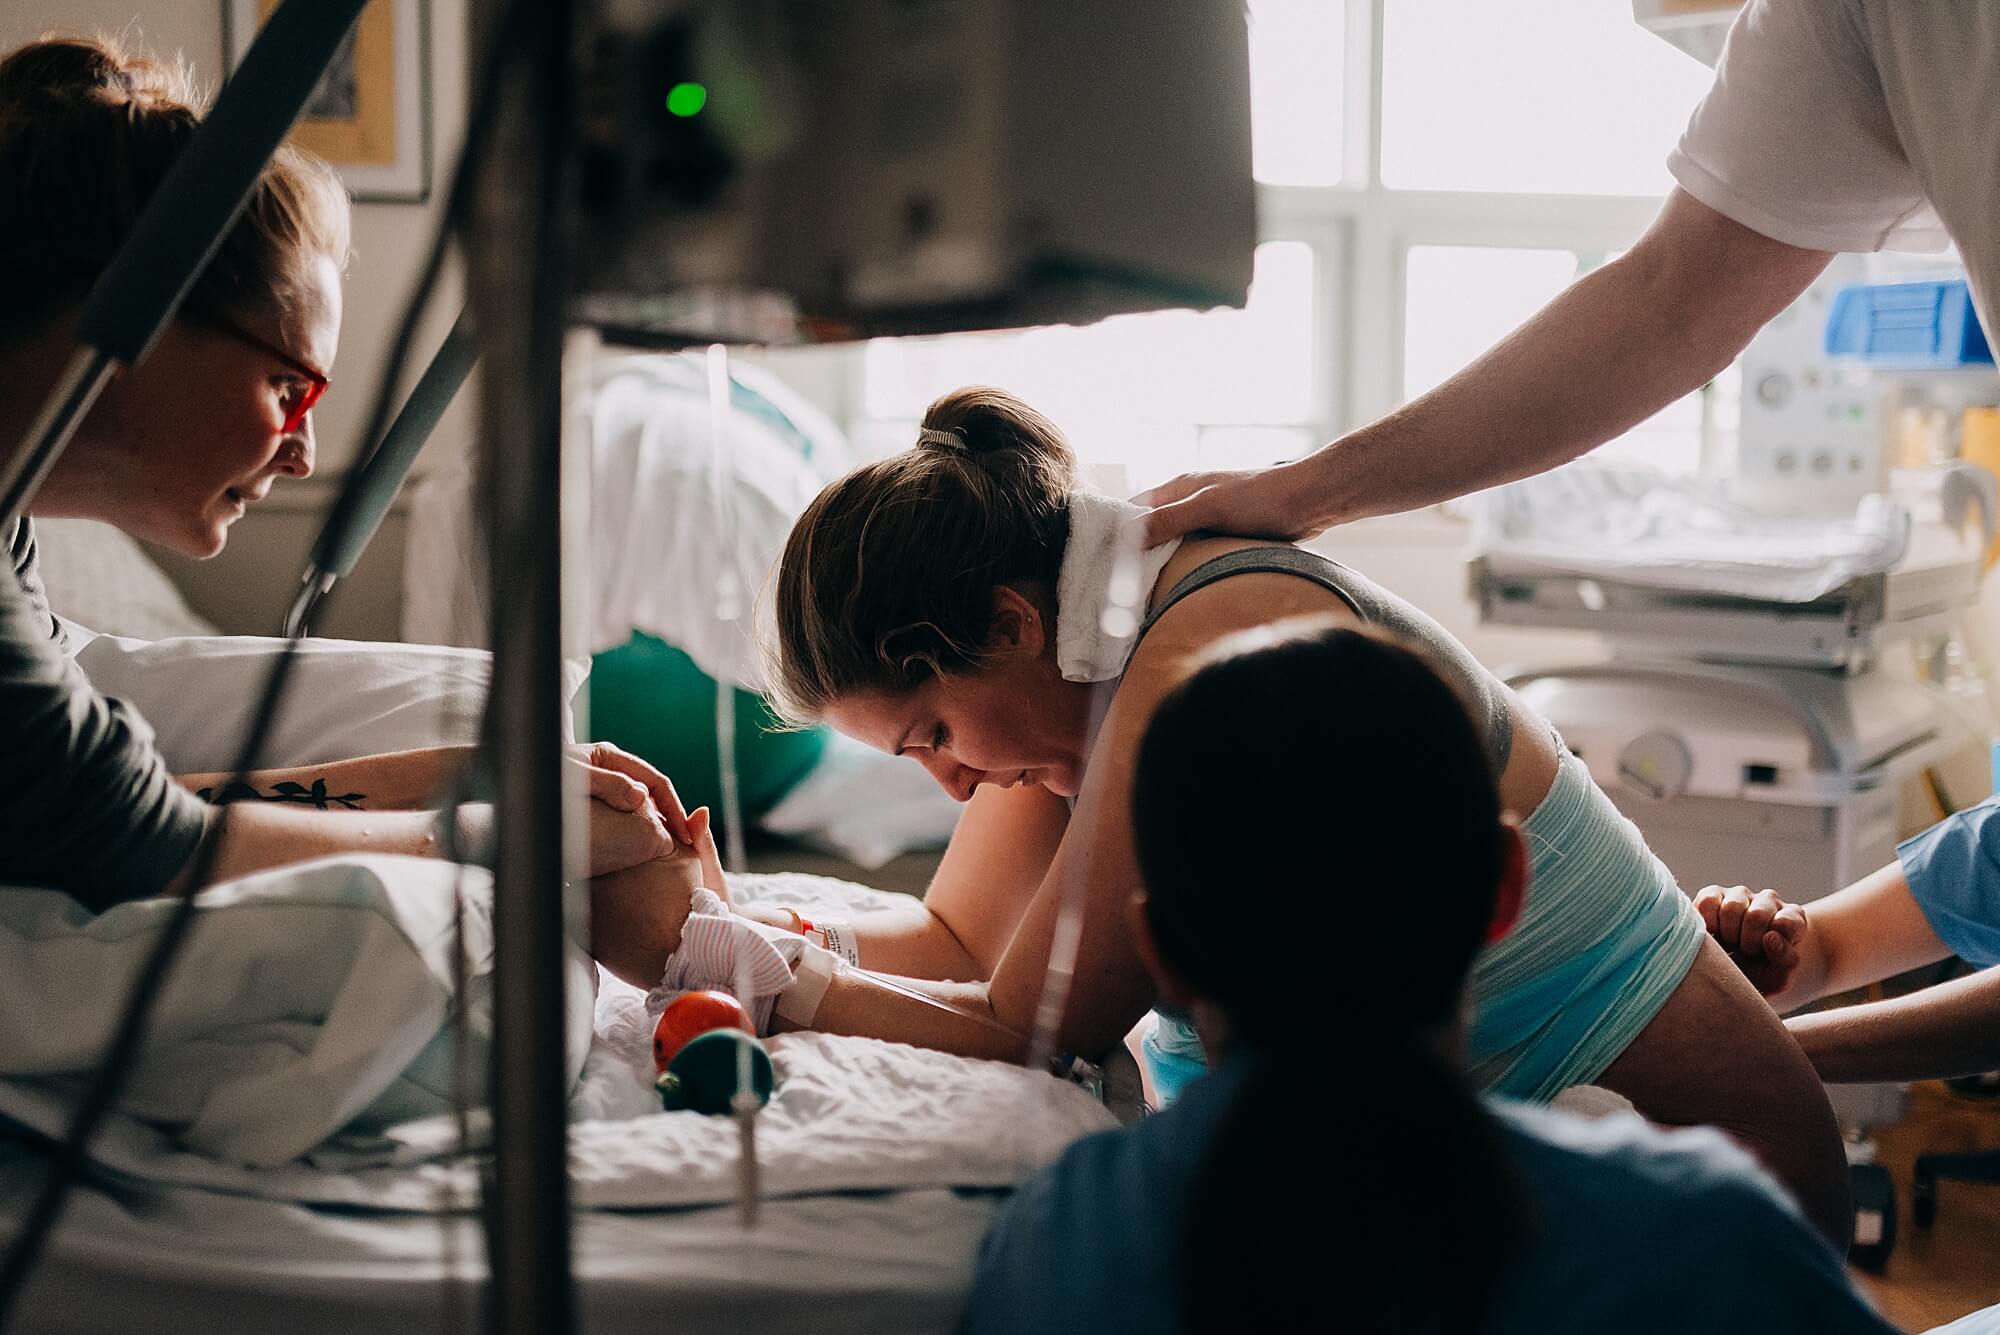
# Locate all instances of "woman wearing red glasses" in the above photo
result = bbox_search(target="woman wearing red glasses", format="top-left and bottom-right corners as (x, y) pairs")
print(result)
(0, 35), (696, 917)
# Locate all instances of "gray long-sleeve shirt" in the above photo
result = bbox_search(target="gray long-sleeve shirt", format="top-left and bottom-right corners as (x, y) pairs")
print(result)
(3, 518), (207, 907)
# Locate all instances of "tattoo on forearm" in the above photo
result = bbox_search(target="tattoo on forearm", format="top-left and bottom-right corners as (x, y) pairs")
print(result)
(197, 778), (365, 810)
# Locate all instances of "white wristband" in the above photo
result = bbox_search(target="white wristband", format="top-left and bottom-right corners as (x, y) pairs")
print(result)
(817, 920), (860, 966)
(774, 941), (841, 1028)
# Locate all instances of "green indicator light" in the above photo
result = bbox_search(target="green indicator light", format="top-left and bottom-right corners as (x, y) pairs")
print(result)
(666, 82), (708, 117)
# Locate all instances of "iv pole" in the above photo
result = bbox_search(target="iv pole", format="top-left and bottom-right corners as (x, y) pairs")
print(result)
(466, 0), (581, 1330)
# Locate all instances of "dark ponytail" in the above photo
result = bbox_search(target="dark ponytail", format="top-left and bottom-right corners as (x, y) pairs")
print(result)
(1131, 624), (1527, 1333)
(1181, 1038), (1524, 1333)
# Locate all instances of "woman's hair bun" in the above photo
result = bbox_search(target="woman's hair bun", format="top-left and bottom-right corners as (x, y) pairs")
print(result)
(916, 385), (1078, 488)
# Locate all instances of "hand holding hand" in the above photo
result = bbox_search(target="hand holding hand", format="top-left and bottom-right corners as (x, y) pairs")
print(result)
(1692, 883), (1813, 1001)
(569, 742), (693, 845)
(587, 797), (675, 878)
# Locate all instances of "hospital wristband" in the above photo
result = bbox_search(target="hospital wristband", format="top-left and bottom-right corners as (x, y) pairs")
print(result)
(815, 920), (859, 966)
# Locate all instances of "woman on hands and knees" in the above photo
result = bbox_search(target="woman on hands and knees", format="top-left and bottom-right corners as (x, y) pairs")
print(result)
(962, 623), (1896, 1335)
(738, 385), (1848, 1242)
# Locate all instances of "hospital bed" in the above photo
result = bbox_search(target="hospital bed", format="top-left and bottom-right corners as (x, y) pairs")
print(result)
(0, 869), (1117, 1335)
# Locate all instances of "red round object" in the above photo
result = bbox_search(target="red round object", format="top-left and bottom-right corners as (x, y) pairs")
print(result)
(652, 990), (755, 1073)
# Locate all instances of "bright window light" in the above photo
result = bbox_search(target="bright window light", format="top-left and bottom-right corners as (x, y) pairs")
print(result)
(1404, 244), (1709, 472)
(1250, 0), (1345, 187)
(862, 242), (1318, 486)
(1381, 0), (1714, 195)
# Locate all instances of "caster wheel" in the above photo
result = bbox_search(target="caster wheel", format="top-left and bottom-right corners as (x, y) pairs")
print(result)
(1912, 1173), (1937, 1229)
(1848, 1161), (1897, 1270)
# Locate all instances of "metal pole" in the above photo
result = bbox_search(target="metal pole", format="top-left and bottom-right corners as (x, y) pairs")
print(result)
(467, 0), (577, 1331)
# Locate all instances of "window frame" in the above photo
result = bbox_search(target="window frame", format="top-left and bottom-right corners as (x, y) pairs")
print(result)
(847, 0), (1693, 462)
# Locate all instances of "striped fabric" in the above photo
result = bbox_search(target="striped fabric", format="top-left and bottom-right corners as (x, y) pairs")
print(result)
(1464, 749), (1705, 1102)
(1143, 750), (1704, 1108)
(647, 889), (803, 1032)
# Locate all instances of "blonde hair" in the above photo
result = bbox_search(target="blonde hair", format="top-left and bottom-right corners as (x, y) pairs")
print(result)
(766, 386), (1079, 722)
(0, 33), (351, 338)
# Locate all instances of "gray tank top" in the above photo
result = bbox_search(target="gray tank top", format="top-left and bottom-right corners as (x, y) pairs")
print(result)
(1131, 546), (1516, 776)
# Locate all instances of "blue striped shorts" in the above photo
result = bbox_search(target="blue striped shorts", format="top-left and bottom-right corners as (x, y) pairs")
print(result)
(1141, 748), (1703, 1107)
(1464, 747), (1704, 1102)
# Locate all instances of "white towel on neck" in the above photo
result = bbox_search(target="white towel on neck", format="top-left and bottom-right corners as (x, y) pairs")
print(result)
(1054, 494), (1182, 683)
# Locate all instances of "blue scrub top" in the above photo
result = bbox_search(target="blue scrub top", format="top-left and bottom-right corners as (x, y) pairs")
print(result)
(1899, 793), (2000, 965)
(962, 1060), (1895, 1335)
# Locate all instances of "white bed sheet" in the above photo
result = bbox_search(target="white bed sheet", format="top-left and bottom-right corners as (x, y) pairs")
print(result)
(0, 1155), (996, 1334)
(0, 871), (1102, 1333)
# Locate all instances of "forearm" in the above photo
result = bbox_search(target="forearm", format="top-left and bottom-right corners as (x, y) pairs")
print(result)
(1778, 862), (1951, 1012)
(1307, 192), (1829, 526)
(776, 970), (1028, 1063)
(178, 745), (475, 812)
(1789, 967), (2000, 1083)
(165, 801), (487, 894)
(741, 900), (987, 980)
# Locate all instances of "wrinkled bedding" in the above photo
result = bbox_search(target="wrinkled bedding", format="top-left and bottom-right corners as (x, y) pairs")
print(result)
(0, 863), (1111, 1212)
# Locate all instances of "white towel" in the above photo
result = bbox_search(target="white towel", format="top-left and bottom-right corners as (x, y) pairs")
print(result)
(1055, 493), (1181, 683)
(1470, 464), (1915, 603)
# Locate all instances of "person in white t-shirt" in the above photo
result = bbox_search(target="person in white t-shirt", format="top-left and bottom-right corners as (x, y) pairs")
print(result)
(1138, 0), (1998, 546)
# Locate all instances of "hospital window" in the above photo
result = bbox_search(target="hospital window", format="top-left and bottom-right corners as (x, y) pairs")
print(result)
(859, 242), (1321, 494)
(1403, 246), (1728, 474)
(852, 0), (1726, 486)
(1379, 0), (1715, 197)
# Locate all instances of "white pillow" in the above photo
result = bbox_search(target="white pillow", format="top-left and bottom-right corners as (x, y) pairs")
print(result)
(71, 632), (581, 774)
(758, 732), (963, 870)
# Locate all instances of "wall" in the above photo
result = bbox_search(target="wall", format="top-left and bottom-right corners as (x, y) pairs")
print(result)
(4, 0), (470, 638)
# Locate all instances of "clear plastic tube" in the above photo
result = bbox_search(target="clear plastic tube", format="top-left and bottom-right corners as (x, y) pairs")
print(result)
(707, 343), (749, 875)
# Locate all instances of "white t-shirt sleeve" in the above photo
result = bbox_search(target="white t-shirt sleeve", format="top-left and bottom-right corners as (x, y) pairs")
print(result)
(1668, 0), (1947, 254)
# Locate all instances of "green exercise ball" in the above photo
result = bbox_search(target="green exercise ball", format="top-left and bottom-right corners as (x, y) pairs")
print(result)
(587, 631), (825, 829)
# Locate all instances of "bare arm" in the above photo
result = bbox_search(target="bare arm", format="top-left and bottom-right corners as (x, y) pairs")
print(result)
(1140, 190), (1833, 543)
(1696, 862), (1953, 1013)
(177, 746), (475, 811)
(743, 782), (1072, 981)
(160, 795), (674, 896)
(177, 739), (696, 842)
(1779, 861), (1952, 1011)
(788, 571), (1347, 1062)
(162, 801), (481, 895)
(1789, 968), (2000, 1084)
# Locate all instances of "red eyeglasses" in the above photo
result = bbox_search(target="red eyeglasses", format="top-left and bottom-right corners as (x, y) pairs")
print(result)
(194, 311), (330, 434)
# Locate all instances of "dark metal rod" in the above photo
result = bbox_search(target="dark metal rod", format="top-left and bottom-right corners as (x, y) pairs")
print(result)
(469, 0), (577, 1329)
(315, 311), (478, 580)
(285, 311), (478, 637)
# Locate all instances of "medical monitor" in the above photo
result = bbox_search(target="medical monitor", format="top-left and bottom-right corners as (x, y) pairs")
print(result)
(575, 0), (1257, 343)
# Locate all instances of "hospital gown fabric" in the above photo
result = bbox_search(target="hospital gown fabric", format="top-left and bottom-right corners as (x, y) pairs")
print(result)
(962, 1059), (1898, 1335)
(1900, 793), (2000, 966)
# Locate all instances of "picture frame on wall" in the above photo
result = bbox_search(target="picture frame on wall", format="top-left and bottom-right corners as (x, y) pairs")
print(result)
(223, 0), (432, 204)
